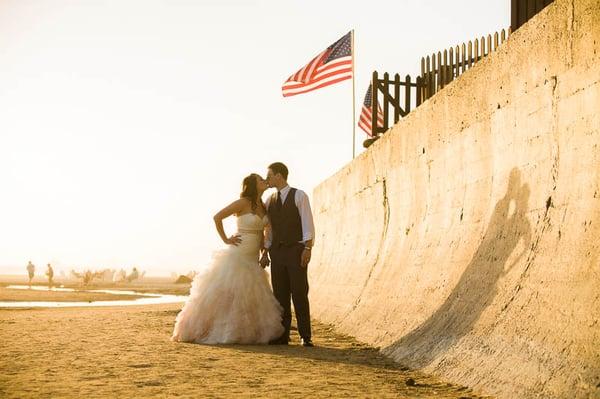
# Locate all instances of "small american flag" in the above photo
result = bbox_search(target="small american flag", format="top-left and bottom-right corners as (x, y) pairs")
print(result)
(358, 83), (384, 137)
(282, 31), (353, 97)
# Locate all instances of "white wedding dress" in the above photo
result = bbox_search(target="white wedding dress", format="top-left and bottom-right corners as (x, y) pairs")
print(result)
(172, 213), (284, 344)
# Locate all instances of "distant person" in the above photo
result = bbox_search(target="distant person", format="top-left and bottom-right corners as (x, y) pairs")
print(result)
(26, 261), (35, 287)
(45, 263), (54, 287)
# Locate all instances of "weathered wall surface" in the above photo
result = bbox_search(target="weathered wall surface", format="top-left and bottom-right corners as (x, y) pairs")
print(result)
(309, 0), (600, 398)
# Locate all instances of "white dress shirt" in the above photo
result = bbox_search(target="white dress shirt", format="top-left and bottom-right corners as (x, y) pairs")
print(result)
(264, 185), (315, 249)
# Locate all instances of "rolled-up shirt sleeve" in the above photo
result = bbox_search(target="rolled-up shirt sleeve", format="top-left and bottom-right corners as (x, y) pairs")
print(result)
(295, 190), (315, 244)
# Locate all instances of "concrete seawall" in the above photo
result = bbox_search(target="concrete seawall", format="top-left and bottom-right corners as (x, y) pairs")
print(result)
(309, 0), (600, 397)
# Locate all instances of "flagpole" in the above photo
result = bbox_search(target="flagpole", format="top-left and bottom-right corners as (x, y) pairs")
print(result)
(351, 29), (356, 159)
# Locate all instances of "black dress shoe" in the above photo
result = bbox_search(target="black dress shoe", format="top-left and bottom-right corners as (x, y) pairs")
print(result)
(301, 338), (314, 347)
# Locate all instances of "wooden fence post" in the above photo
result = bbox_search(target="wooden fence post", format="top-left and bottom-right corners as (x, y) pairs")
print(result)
(449, 47), (455, 82)
(405, 74), (412, 114)
(372, 70), (379, 136)
(425, 54), (430, 97)
(416, 76), (423, 106)
(383, 72), (390, 131)
(423, 56), (427, 99)
(467, 40), (473, 68)
(394, 73), (401, 123)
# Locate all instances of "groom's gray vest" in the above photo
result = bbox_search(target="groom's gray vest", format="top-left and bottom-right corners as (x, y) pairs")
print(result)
(268, 188), (302, 247)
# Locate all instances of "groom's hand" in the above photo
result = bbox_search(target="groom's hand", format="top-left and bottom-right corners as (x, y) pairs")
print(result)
(260, 253), (270, 268)
(301, 248), (311, 268)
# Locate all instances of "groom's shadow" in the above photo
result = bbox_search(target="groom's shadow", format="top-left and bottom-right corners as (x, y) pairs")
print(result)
(209, 336), (406, 372)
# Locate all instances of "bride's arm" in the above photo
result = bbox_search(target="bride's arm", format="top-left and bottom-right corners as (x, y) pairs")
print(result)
(213, 199), (245, 246)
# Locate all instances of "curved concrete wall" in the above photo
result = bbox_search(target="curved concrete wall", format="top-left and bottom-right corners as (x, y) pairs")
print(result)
(309, 0), (600, 397)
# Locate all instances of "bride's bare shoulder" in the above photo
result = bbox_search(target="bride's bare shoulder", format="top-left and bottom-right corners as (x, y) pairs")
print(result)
(214, 198), (248, 220)
(233, 198), (251, 208)
(235, 197), (253, 213)
(228, 198), (248, 208)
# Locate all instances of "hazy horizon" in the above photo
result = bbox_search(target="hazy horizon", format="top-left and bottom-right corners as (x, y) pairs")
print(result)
(0, 266), (180, 278)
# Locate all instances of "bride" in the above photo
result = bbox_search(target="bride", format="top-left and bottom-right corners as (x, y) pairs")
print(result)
(171, 173), (284, 344)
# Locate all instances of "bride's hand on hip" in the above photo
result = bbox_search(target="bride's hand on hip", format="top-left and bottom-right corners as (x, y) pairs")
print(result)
(224, 234), (242, 246)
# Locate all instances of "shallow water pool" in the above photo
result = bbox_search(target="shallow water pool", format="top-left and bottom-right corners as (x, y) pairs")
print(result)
(0, 285), (188, 308)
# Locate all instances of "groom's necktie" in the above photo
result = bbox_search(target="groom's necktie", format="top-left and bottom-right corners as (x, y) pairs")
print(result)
(276, 191), (283, 210)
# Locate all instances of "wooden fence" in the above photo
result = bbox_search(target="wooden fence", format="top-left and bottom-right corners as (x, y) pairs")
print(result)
(511, 0), (554, 31)
(363, 2), (556, 148)
(366, 27), (511, 145)
(370, 71), (425, 136)
(420, 28), (511, 100)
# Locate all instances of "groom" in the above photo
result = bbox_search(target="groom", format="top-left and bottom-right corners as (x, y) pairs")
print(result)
(261, 162), (315, 347)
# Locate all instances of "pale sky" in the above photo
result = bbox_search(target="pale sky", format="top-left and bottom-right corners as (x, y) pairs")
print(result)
(0, 0), (509, 276)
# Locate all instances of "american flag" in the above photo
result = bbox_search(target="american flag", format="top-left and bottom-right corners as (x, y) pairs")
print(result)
(358, 83), (384, 137)
(282, 31), (353, 97)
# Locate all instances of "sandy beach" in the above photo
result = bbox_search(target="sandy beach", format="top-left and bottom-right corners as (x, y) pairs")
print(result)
(0, 277), (489, 398)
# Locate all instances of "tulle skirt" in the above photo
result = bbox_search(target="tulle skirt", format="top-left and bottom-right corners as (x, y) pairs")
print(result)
(171, 237), (284, 345)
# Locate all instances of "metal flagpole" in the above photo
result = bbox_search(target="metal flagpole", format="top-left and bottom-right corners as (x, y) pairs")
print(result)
(351, 29), (356, 159)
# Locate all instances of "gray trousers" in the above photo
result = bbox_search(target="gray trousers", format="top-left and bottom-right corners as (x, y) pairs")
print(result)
(269, 243), (311, 340)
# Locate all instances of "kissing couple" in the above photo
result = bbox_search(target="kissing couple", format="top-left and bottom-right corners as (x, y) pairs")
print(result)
(172, 162), (315, 347)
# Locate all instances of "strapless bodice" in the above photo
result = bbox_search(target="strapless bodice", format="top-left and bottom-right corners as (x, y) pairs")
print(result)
(236, 213), (268, 234)
(232, 214), (267, 255)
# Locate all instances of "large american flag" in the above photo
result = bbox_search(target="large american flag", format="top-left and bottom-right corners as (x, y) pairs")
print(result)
(282, 31), (353, 97)
(358, 83), (384, 137)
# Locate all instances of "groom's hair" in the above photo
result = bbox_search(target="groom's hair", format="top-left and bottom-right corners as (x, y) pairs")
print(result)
(268, 162), (288, 180)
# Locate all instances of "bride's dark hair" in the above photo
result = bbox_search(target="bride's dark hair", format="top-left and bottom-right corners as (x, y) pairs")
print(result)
(241, 173), (260, 212)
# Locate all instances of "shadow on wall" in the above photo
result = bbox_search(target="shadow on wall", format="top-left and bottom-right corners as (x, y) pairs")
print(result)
(384, 167), (533, 368)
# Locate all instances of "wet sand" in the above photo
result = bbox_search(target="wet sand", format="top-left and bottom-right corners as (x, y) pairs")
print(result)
(0, 279), (490, 398)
